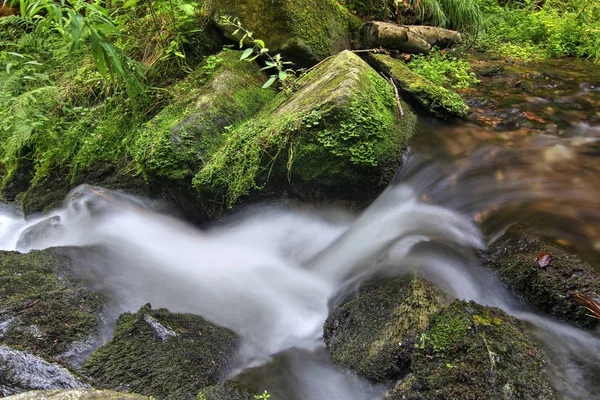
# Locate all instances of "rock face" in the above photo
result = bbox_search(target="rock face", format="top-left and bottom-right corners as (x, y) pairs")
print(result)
(210, 0), (361, 64)
(479, 227), (600, 329)
(5, 389), (149, 399)
(0, 347), (89, 397)
(369, 53), (469, 119)
(81, 304), (239, 400)
(132, 50), (276, 221)
(360, 22), (462, 54)
(324, 276), (447, 382)
(388, 301), (556, 400)
(0, 250), (104, 364)
(195, 50), (416, 208)
(324, 277), (556, 399)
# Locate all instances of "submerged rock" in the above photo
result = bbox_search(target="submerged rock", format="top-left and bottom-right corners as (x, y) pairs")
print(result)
(0, 250), (104, 365)
(195, 50), (416, 208)
(5, 389), (149, 399)
(479, 226), (600, 329)
(0, 346), (89, 397)
(388, 301), (555, 399)
(210, 0), (361, 64)
(369, 53), (469, 119)
(360, 22), (462, 54)
(324, 276), (447, 381)
(81, 304), (238, 400)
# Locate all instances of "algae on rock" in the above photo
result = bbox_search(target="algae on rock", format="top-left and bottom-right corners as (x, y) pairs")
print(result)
(0, 250), (104, 364)
(324, 276), (447, 382)
(369, 53), (469, 119)
(210, 0), (361, 64)
(6, 389), (150, 399)
(195, 50), (416, 208)
(81, 304), (239, 400)
(388, 300), (556, 399)
(479, 226), (600, 329)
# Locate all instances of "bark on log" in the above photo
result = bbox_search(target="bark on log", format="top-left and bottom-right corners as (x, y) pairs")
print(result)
(360, 21), (462, 54)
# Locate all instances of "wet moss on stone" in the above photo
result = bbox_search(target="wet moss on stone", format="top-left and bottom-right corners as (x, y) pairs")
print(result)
(479, 226), (600, 329)
(7, 389), (150, 399)
(0, 249), (103, 362)
(194, 50), (416, 209)
(369, 53), (469, 119)
(323, 276), (447, 382)
(81, 304), (239, 400)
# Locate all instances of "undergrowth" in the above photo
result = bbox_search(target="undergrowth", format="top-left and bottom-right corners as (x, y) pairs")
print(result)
(408, 48), (479, 89)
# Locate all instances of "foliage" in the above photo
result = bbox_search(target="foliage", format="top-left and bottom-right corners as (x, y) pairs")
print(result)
(478, 0), (600, 61)
(408, 48), (479, 89)
(219, 15), (296, 89)
(254, 391), (271, 400)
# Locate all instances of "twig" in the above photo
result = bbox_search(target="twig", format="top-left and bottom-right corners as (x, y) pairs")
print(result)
(571, 292), (600, 320)
(380, 72), (403, 118)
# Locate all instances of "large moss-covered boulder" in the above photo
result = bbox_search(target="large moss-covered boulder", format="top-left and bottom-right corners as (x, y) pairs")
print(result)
(81, 304), (239, 400)
(194, 50), (416, 208)
(0, 250), (104, 364)
(0, 346), (89, 397)
(132, 50), (276, 220)
(388, 300), (555, 399)
(324, 276), (447, 382)
(479, 227), (600, 329)
(210, 0), (361, 64)
(369, 53), (469, 119)
(6, 389), (150, 399)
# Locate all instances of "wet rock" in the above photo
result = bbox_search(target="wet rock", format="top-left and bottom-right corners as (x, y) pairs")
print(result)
(15, 216), (66, 252)
(194, 50), (416, 209)
(324, 276), (447, 382)
(81, 304), (238, 400)
(479, 226), (600, 329)
(369, 53), (469, 119)
(210, 0), (361, 64)
(0, 250), (104, 365)
(5, 389), (149, 399)
(360, 22), (462, 54)
(132, 50), (276, 221)
(0, 346), (89, 397)
(387, 300), (555, 399)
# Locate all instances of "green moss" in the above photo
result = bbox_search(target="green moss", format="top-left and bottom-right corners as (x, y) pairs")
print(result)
(212, 0), (361, 62)
(369, 53), (469, 119)
(323, 276), (447, 382)
(194, 51), (416, 208)
(9, 389), (151, 399)
(81, 305), (239, 400)
(389, 300), (555, 400)
(0, 250), (104, 361)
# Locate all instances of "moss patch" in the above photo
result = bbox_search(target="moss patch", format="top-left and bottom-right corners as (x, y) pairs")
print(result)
(8, 389), (151, 399)
(369, 53), (469, 119)
(323, 276), (447, 382)
(194, 50), (416, 209)
(388, 300), (555, 399)
(0, 249), (104, 362)
(81, 304), (239, 400)
(479, 226), (600, 329)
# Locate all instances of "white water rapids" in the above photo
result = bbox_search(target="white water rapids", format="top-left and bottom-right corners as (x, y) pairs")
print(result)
(1, 163), (599, 399)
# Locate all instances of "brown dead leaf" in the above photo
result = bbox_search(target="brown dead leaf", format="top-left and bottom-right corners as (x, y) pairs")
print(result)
(522, 111), (546, 123)
(537, 252), (551, 268)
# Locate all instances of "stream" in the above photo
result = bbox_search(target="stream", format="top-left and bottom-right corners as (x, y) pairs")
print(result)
(1, 58), (600, 399)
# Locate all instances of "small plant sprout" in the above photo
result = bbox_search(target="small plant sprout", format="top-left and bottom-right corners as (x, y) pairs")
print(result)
(219, 15), (295, 89)
(254, 390), (271, 399)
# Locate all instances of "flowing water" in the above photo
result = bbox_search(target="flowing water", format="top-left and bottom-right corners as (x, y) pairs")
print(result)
(1, 58), (600, 399)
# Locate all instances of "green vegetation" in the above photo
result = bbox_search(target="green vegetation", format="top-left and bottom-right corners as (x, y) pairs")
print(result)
(408, 48), (479, 89)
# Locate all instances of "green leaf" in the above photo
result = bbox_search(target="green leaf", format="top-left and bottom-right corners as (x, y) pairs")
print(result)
(240, 48), (253, 60)
(123, 0), (138, 7)
(254, 39), (265, 48)
(262, 76), (277, 88)
(69, 14), (84, 50)
(278, 70), (288, 80)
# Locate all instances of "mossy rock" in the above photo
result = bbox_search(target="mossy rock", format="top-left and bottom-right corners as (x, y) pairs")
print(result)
(0, 250), (104, 364)
(388, 300), (556, 399)
(132, 50), (276, 220)
(210, 0), (362, 64)
(323, 276), (447, 382)
(5, 389), (150, 399)
(369, 53), (469, 119)
(80, 304), (239, 400)
(19, 162), (152, 216)
(479, 226), (600, 329)
(194, 50), (417, 209)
